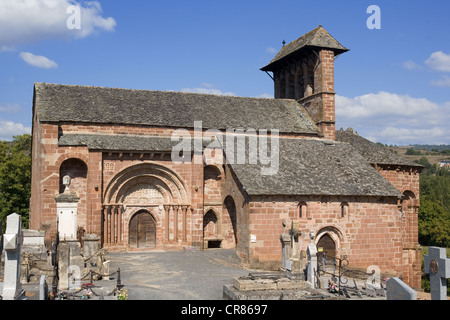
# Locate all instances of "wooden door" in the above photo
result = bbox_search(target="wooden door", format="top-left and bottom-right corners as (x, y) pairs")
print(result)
(129, 211), (156, 248)
(317, 234), (336, 263)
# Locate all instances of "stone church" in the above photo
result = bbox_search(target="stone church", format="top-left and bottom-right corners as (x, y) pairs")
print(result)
(29, 26), (422, 287)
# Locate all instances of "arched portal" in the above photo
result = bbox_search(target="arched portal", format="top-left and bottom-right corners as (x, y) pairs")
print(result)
(129, 210), (156, 248)
(102, 163), (190, 248)
(317, 233), (336, 262)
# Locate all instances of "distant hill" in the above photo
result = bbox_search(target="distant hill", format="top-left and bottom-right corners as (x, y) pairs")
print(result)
(409, 144), (450, 152)
(386, 145), (450, 165)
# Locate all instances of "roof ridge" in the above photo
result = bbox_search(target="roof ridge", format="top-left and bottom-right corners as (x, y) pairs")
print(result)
(35, 82), (281, 101)
(261, 25), (349, 71)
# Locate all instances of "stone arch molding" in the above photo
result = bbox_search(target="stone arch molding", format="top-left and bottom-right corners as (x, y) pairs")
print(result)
(314, 225), (346, 253)
(104, 163), (189, 206)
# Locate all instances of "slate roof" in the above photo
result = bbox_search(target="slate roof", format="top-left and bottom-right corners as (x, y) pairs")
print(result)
(59, 134), (179, 151)
(225, 138), (402, 197)
(335, 129), (422, 167)
(33, 83), (318, 135)
(261, 26), (349, 71)
(59, 133), (402, 197)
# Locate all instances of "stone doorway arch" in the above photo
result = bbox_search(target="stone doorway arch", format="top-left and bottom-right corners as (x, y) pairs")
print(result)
(315, 226), (344, 264)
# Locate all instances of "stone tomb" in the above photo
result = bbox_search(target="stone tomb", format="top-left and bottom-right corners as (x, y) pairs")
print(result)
(223, 272), (316, 300)
(386, 277), (417, 300)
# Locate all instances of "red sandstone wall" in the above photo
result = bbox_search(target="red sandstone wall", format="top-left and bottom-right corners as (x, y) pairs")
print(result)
(377, 166), (421, 287)
(246, 195), (418, 285)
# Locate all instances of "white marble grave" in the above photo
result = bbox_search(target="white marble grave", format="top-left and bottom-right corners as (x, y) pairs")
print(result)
(2, 213), (27, 300)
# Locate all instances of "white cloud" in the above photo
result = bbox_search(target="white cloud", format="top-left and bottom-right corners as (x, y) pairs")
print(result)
(180, 87), (236, 96)
(425, 51), (450, 72)
(0, 0), (116, 48)
(374, 127), (447, 145)
(336, 91), (439, 118)
(0, 103), (21, 113)
(336, 92), (450, 145)
(401, 60), (422, 70)
(201, 82), (214, 88)
(430, 75), (450, 88)
(267, 47), (277, 54)
(20, 52), (58, 68)
(0, 119), (31, 141)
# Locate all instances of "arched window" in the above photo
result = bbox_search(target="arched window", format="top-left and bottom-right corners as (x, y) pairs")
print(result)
(203, 210), (218, 239)
(403, 190), (416, 200)
(340, 202), (349, 218)
(204, 165), (222, 202)
(298, 202), (307, 218)
(402, 190), (417, 215)
(59, 158), (87, 194)
(223, 196), (237, 247)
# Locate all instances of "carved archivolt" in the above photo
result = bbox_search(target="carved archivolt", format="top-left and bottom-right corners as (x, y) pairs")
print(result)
(104, 163), (189, 206)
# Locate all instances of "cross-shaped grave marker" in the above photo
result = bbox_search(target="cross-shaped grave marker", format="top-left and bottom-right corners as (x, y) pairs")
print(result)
(2, 213), (26, 300)
(424, 246), (450, 300)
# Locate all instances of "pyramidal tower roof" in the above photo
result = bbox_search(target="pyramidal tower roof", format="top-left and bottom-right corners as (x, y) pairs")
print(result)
(261, 25), (349, 71)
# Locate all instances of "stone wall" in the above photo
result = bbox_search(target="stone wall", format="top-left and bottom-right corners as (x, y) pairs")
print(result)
(244, 195), (419, 286)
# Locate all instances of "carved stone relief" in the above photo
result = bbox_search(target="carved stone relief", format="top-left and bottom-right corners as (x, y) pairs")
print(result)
(123, 184), (165, 205)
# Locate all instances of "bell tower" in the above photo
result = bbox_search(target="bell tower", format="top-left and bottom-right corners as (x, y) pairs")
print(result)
(261, 25), (348, 140)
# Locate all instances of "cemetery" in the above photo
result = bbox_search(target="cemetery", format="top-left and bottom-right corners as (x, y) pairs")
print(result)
(1, 209), (448, 300)
(0, 211), (126, 300)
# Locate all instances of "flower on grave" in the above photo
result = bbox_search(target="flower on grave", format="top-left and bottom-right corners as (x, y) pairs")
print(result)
(81, 289), (92, 299)
(328, 279), (338, 293)
(117, 289), (128, 300)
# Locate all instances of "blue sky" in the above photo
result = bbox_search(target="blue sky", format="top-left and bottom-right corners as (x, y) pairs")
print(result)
(1, 0), (449, 145)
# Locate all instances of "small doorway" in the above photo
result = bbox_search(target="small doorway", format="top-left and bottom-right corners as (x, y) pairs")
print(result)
(317, 233), (336, 262)
(129, 211), (156, 248)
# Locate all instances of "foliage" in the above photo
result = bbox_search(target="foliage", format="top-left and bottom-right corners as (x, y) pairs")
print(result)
(405, 148), (422, 155)
(418, 199), (450, 247)
(416, 158), (450, 248)
(417, 157), (450, 295)
(0, 134), (32, 231)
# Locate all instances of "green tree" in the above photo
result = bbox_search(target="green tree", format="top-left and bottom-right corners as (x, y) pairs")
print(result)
(406, 148), (421, 155)
(0, 134), (32, 230)
(418, 199), (450, 247)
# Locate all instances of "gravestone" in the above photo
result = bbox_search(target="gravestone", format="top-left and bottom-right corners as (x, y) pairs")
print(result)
(386, 277), (417, 300)
(39, 275), (48, 300)
(424, 246), (450, 300)
(280, 220), (291, 271)
(82, 233), (100, 264)
(2, 213), (27, 300)
(306, 240), (318, 289)
(58, 241), (85, 290)
(54, 181), (85, 290)
(55, 192), (79, 241)
(289, 221), (302, 272)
